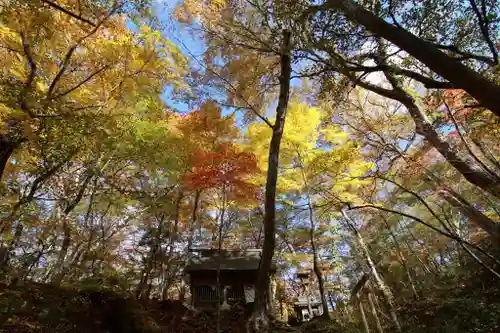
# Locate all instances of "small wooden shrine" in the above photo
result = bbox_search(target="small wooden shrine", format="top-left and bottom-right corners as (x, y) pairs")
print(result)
(294, 270), (323, 322)
(185, 248), (276, 310)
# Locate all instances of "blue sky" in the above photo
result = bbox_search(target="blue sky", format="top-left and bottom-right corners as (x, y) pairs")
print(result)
(132, 0), (306, 124)
(126, 0), (207, 114)
(155, 1), (205, 113)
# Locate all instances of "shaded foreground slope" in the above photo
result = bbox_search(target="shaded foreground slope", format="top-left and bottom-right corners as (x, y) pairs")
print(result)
(2, 278), (500, 333)
(0, 283), (306, 333)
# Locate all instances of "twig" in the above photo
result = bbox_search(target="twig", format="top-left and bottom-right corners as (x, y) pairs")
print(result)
(39, 0), (97, 26)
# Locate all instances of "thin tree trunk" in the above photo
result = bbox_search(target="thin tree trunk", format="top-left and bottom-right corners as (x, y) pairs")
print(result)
(0, 222), (24, 271)
(51, 173), (93, 284)
(1, 156), (70, 233)
(162, 191), (184, 300)
(251, 29), (292, 330)
(381, 167), (500, 246)
(471, 138), (500, 171)
(458, 242), (500, 279)
(297, 146), (330, 317)
(440, 189), (500, 241)
(367, 291), (384, 333)
(323, 0), (500, 116)
(180, 190), (201, 303)
(357, 298), (371, 333)
(50, 220), (71, 284)
(327, 292), (335, 310)
(342, 210), (402, 333)
(378, 69), (500, 200)
(136, 244), (156, 300)
(64, 245), (84, 281)
(22, 246), (47, 281)
(367, 283), (390, 323)
(136, 213), (165, 300)
(399, 225), (435, 276)
(307, 198), (330, 317)
(381, 217), (419, 300)
(216, 187), (226, 333)
(445, 102), (500, 180)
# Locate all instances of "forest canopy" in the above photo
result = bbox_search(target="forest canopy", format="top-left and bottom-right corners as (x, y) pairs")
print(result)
(0, 0), (499, 332)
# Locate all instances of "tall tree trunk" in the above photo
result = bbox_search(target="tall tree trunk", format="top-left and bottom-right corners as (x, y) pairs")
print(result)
(180, 190), (201, 304)
(136, 215), (164, 300)
(322, 0), (500, 117)
(251, 30), (292, 330)
(342, 210), (402, 333)
(307, 196), (330, 317)
(0, 221), (24, 271)
(298, 147), (330, 317)
(381, 217), (419, 300)
(50, 220), (71, 284)
(136, 244), (156, 300)
(377, 68), (500, 199)
(162, 191), (184, 300)
(439, 189), (500, 241)
(357, 297), (371, 333)
(367, 291), (384, 333)
(216, 187), (226, 333)
(51, 173), (93, 284)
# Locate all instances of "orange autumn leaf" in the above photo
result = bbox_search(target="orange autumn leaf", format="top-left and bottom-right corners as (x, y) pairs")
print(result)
(183, 143), (260, 201)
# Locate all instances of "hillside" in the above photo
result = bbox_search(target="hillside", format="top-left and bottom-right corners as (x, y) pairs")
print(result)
(2, 271), (500, 333)
(0, 283), (306, 333)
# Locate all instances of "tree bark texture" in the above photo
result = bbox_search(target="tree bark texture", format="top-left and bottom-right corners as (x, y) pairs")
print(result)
(342, 210), (402, 332)
(307, 196), (330, 317)
(0, 135), (18, 183)
(367, 290), (384, 333)
(251, 29), (292, 330)
(324, 0), (500, 117)
(372, 67), (500, 200)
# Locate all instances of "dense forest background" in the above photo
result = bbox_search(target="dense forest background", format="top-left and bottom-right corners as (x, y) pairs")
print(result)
(0, 0), (499, 332)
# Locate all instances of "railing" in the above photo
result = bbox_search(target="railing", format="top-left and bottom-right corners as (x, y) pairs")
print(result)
(227, 286), (245, 304)
(194, 285), (218, 302)
(193, 285), (246, 305)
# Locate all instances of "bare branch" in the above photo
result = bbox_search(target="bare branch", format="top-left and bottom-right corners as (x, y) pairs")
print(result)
(39, 0), (97, 26)
(173, 35), (274, 128)
(443, 99), (500, 180)
(46, 3), (119, 100)
(469, 0), (499, 65)
(52, 65), (110, 100)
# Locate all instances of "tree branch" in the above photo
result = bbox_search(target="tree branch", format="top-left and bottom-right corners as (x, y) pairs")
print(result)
(51, 65), (110, 100)
(46, 4), (118, 100)
(433, 42), (496, 66)
(173, 35), (274, 128)
(39, 0), (97, 26)
(468, 0), (499, 65)
(20, 33), (37, 118)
